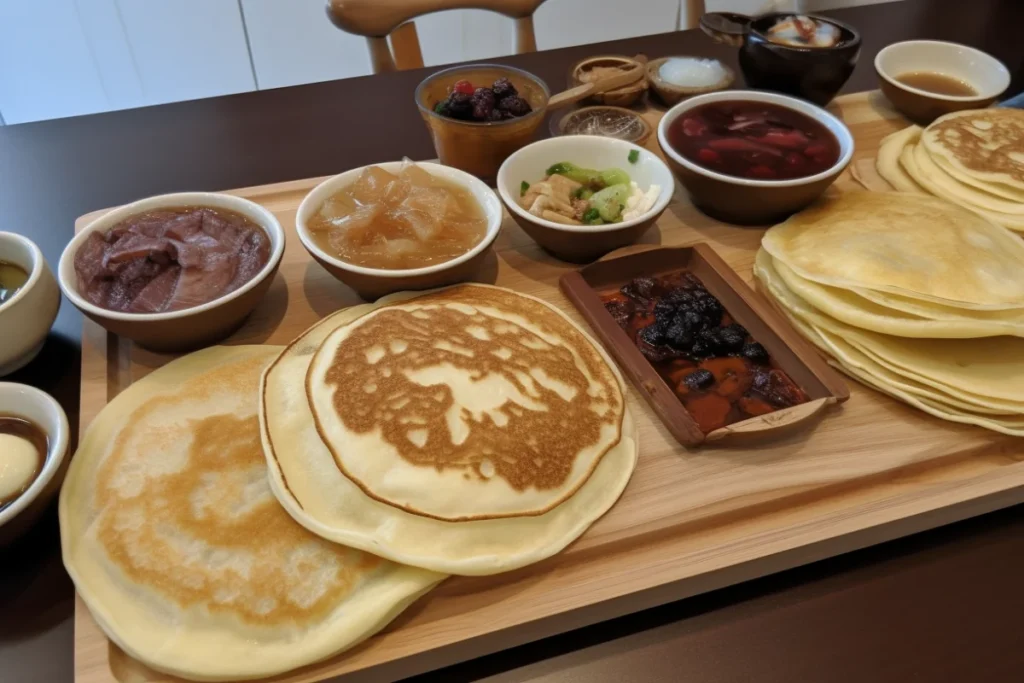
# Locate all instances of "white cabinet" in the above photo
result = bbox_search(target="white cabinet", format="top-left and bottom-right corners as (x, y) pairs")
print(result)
(0, 0), (897, 124)
(0, 1), (112, 124)
(115, 0), (256, 105)
(0, 0), (255, 124)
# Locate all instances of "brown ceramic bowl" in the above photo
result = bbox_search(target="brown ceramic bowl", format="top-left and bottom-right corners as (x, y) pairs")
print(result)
(569, 55), (648, 108)
(415, 64), (549, 183)
(296, 161), (502, 300)
(496, 135), (673, 264)
(657, 90), (854, 225)
(875, 40), (1010, 124)
(646, 57), (735, 106)
(58, 192), (285, 352)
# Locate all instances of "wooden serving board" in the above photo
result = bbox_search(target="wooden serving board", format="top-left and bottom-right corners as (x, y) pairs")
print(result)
(73, 91), (1024, 683)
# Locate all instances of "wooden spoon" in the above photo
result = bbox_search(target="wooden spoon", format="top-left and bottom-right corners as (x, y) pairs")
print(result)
(547, 63), (646, 110)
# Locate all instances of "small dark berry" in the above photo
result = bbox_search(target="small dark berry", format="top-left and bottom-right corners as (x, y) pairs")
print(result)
(472, 87), (496, 107)
(666, 319), (693, 350)
(446, 92), (473, 119)
(472, 103), (492, 121)
(718, 324), (746, 352)
(488, 108), (511, 122)
(742, 342), (770, 365)
(498, 96), (532, 117)
(433, 100), (451, 117)
(639, 323), (666, 347)
(683, 310), (703, 329)
(491, 77), (517, 100)
(683, 368), (716, 391)
(690, 340), (712, 358)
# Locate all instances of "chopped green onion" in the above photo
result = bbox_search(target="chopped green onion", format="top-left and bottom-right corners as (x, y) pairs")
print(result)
(520, 180), (530, 196)
(582, 208), (602, 224)
(628, 149), (640, 164)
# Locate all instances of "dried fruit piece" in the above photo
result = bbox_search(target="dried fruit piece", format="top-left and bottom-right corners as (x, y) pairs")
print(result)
(683, 368), (716, 391)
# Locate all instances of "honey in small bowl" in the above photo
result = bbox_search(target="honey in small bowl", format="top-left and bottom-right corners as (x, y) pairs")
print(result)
(896, 71), (977, 97)
(0, 260), (28, 306)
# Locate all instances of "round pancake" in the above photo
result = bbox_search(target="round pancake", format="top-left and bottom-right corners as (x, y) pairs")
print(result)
(60, 346), (443, 682)
(771, 257), (1024, 338)
(761, 191), (1024, 310)
(922, 108), (1024, 194)
(911, 141), (1024, 215)
(899, 142), (1024, 231)
(262, 284), (638, 576)
(305, 285), (625, 521)
(930, 149), (1024, 202)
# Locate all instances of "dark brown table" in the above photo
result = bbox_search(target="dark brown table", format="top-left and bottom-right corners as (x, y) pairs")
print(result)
(3, 1), (1024, 681)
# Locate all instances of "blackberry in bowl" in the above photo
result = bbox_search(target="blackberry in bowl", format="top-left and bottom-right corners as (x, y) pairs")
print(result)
(416, 64), (550, 183)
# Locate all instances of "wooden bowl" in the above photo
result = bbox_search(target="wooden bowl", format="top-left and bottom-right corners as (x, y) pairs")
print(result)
(647, 57), (735, 106)
(496, 136), (673, 264)
(569, 55), (648, 108)
(58, 193), (285, 352)
(296, 161), (503, 301)
(559, 243), (849, 447)
(875, 40), (1010, 124)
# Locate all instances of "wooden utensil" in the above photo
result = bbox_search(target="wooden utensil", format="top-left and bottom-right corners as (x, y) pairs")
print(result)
(547, 63), (646, 110)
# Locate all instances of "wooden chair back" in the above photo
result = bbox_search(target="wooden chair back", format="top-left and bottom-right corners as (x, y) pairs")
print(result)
(327, 0), (549, 74)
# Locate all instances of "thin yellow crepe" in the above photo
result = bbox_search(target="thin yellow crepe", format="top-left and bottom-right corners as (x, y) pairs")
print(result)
(761, 192), (1024, 310)
(771, 257), (1024, 339)
(755, 250), (1024, 415)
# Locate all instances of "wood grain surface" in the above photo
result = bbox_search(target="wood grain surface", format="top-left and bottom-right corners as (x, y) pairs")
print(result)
(70, 90), (1024, 683)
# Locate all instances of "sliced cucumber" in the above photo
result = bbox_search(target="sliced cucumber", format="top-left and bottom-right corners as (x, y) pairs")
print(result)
(591, 183), (630, 222)
(545, 162), (601, 187)
(598, 168), (630, 187)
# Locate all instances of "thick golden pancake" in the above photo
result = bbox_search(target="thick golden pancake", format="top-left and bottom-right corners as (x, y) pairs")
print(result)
(922, 108), (1024, 194)
(305, 285), (624, 521)
(262, 284), (638, 576)
(761, 192), (1024, 310)
(60, 346), (443, 682)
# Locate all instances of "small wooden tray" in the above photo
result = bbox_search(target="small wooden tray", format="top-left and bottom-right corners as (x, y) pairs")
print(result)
(560, 244), (849, 446)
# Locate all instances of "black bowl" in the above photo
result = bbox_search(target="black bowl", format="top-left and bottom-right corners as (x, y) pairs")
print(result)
(736, 13), (861, 106)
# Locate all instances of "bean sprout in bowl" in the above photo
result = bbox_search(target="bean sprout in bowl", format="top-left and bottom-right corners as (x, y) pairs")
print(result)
(497, 136), (674, 263)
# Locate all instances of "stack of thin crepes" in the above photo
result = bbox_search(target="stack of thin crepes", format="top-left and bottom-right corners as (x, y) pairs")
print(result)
(876, 108), (1024, 232)
(755, 192), (1024, 436)
(60, 283), (638, 681)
